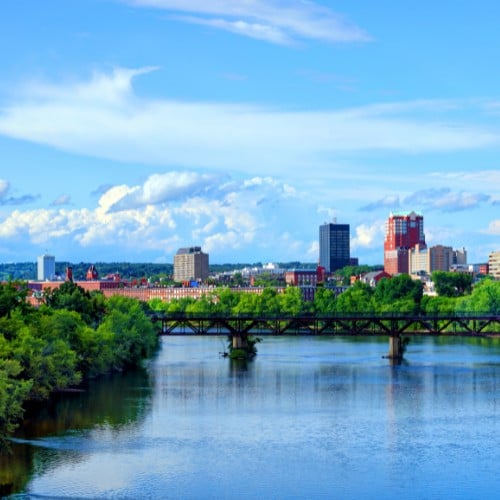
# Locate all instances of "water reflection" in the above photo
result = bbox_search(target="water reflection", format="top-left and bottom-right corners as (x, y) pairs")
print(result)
(0, 368), (152, 496)
(3, 336), (500, 498)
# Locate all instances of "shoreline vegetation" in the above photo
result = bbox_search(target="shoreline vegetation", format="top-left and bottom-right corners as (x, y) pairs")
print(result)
(0, 281), (159, 442)
(1, 273), (499, 441)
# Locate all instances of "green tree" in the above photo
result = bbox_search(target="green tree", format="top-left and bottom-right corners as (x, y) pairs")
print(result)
(10, 326), (80, 400)
(97, 295), (158, 369)
(0, 281), (31, 318)
(215, 288), (240, 314)
(421, 295), (459, 315)
(432, 271), (473, 297)
(374, 275), (423, 313)
(336, 281), (374, 314)
(0, 358), (32, 436)
(232, 292), (258, 315)
(278, 287), (305, 315)
(44, 281), (105, 326)
(312, 287), (337, 314)
(254, 288), (281, 315)
(458, 279), (500, 313)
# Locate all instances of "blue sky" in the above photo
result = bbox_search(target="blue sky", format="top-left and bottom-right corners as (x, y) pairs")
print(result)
(0, 0), (499, 265)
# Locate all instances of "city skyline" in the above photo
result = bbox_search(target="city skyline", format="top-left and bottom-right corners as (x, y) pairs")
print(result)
(1, 1), (499, 265)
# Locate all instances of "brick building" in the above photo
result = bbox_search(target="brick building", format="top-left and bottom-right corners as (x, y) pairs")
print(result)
(384, 211), (425, 275)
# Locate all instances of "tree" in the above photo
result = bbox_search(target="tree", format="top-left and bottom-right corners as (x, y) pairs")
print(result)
(432, 271), (473, 297)
(336, 281), (374, 314)
(215, 288), (240, 314)
(0, 281), (31, 319)
(10, 326), (81, 400)
(421, 295), (459, 315)
(278, 287), (306, 315)
(97, 295), (158, 369)
(0, 358), (32, 436)
(312, 287), (337, 314)
(374, 275), (423, 313)
(458, 279), (500, 314)
(44, 281), (105, 326)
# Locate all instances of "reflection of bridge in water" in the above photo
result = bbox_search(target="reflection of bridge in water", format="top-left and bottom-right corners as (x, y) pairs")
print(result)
(150, 312), (500, 359)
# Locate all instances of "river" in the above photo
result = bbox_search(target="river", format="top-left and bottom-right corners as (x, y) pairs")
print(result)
(2, 335), (500, 499)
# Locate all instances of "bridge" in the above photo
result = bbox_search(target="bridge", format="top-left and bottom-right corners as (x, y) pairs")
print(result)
(150, 312), (500, 359)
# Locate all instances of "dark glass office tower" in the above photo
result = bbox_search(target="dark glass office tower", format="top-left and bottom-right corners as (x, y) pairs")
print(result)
(319, 223), (350, 272)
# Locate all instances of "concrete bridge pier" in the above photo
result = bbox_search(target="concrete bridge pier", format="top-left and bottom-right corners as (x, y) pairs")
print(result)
(388, 336), (403, 360)
(232, 335), (249, 350)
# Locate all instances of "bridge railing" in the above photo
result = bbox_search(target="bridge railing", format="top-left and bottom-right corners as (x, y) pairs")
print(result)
(148, 311), (498, 320)
(147, 311), (499, 337)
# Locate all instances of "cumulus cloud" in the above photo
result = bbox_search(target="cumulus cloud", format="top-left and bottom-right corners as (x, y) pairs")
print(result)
(1, 69), (500, 176)
(107, 172), (227, 212)
(125, 0), (371, 45)
(0, 170), (313, 261)
(351, 221), (385, 250)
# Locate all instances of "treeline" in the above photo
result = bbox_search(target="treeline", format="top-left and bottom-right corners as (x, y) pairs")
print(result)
(0, 262), (174, 281)
(0, 281), (158, 438)
(0, 261), (322, 282)
(148, 273), (499, 316)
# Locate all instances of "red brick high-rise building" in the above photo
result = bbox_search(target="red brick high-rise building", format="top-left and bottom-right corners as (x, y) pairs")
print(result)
(384, 211), (426, 275)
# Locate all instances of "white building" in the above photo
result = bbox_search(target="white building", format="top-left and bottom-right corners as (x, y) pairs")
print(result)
(489, 251), (500, 279)
(37, 254), (55, 281)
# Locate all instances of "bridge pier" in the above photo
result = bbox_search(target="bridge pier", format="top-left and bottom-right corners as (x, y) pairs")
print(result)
(232, 335), (249, 350)
(388, 336), (403, 360)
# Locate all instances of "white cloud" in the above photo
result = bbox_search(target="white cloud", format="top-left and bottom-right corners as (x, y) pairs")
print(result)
(482, 220), (500, 235)
(107, 172), (225, 211)
(177, 16), (293, 45)
(1, 69), (499, 176)
(0, 170), (312, 261)
(126, 0), (371, 44)
(351, 221), (385, 250)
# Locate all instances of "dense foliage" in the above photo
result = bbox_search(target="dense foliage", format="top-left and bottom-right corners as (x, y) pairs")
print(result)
(0, 281), (158, 438)
(148, 274), (499, 317)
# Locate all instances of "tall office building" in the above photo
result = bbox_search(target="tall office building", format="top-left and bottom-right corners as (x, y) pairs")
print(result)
(173, 246), (209, 282)
(319, 223), (350, 272)
(37, 253), (55, 281)
(384, 211), (425, 275)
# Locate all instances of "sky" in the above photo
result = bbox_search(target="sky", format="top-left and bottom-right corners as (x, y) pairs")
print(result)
(0, 0), (499, 266)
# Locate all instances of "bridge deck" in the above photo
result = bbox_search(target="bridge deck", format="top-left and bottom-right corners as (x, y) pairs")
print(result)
(149, 313), (500, 337)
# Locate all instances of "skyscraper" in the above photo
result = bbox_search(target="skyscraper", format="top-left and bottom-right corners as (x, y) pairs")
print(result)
(37, 253), (55, 281)
(319, 223), (350, 272)
(173, 246), (209, 282)
(384, 211), (425, 275)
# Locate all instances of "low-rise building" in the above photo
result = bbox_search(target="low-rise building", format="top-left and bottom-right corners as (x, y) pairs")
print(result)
(358, 270), (391, 287)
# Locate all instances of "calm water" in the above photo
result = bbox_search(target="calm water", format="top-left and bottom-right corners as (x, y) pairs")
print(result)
(3, 335), (500, 499)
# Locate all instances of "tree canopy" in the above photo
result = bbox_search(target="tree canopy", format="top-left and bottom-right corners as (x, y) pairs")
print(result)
(0, 281), (158, 438)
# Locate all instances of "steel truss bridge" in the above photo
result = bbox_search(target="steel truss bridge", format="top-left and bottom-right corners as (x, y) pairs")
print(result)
(150, 312), (500, 338)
